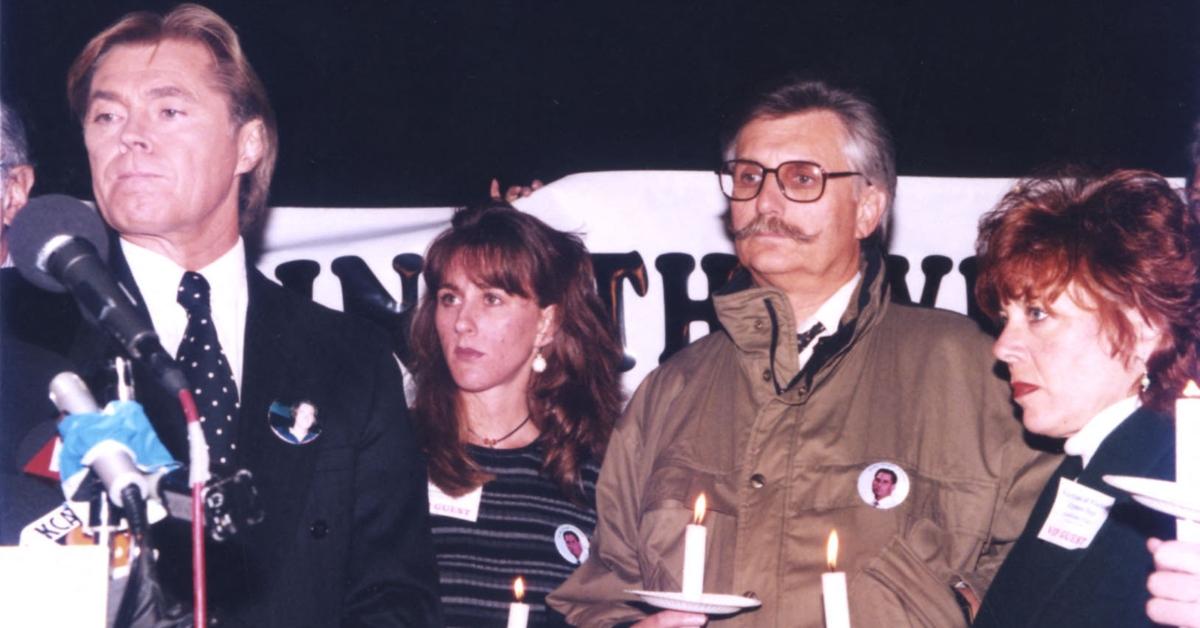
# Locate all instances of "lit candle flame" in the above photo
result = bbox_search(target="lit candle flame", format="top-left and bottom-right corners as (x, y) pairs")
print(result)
(513, 576), (525, 602)
(1185, 380), (1200, 397)
(826, 529), (839, 571)
(693, 493), (707, 524)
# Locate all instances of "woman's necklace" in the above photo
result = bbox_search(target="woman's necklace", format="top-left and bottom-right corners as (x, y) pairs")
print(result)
(467, 414), (532, 448)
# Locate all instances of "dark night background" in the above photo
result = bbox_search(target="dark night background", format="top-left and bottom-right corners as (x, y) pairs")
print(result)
(2, 1), (1198, 208)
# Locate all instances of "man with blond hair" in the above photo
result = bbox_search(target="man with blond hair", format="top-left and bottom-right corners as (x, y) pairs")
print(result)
(52, 6), (439, 625)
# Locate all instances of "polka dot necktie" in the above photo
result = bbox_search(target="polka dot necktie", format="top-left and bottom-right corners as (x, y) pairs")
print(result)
(177, 271), (239, 469)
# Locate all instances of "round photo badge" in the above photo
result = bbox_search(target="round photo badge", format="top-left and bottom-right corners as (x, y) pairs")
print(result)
(857, 462), (909, 510)
(268, 400), (323, 445)
(554, 524), (590, 565)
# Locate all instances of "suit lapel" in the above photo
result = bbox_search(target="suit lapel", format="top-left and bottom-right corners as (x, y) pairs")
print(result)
(1077, 407), (1175, 490)
(238, 269), (288, 470)
(1026, 407), (1175, 618)
(239, 269), (321, 554)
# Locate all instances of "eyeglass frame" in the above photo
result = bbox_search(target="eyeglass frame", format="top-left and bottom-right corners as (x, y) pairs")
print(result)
(715, 158), (870, 203)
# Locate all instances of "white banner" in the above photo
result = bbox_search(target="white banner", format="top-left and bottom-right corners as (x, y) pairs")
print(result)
(255, 171), (1181, 391)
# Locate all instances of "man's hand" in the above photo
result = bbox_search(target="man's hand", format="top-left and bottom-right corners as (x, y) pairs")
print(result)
(1146, 537), (1200, 627)
(631, 610), (708, 627)
(489, 178), (544, 203)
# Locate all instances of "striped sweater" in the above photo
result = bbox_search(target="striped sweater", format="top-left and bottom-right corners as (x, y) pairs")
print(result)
(431, 441), (600, 627)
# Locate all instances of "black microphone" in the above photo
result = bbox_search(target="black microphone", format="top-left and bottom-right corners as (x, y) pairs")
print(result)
(9, 195), (188, 394)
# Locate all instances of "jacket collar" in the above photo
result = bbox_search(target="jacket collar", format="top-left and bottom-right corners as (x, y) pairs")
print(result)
(714, 246), (889, 396)
(1078, 405), (1175, 488)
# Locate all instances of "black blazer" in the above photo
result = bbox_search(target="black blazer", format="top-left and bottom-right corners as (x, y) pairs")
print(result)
(63, 245), (441, 627)
(0, 334), (73, 545)
(974, 406), (1175, 628)
(0, 266), (79, 358)
(0, 268), (80, 544)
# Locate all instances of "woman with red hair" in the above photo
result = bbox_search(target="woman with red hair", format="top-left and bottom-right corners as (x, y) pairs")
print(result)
(971, 170), (1200, 627)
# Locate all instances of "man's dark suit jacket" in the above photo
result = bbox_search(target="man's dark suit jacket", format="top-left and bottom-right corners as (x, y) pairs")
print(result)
(55, 244), (441, 627)
(974, 406), (1175, 628)
(0, 268), (79, 544)
(0, 266), (79, 358)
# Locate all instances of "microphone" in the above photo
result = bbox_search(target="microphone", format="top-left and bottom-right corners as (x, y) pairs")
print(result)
(49, 371), (261, 543)
(9, 195), (188, 394)
(49, 372), (149, 510)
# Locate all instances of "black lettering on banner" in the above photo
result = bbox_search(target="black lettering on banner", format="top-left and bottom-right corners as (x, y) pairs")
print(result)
(331, 256), (411, 366)
(276, 249), (987, 370)
(957, 256), (995, 334)
(919, 256), (954, 307)
(655, 252), (738, 363)
(885, 255), (914, 304)
(885, 254), (953, 308)
(275, 260), (321, 299)
(391, 254), (425, 367)
(591, 252), (648, 373)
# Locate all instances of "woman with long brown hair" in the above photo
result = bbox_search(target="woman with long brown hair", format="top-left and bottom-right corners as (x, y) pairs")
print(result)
(410, 202), (623, 627)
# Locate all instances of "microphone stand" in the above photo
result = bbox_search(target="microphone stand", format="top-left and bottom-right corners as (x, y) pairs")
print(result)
(174, 388), (209, 628)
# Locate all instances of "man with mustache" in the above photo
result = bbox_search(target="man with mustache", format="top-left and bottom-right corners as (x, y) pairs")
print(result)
(550, 79), (1054, 627)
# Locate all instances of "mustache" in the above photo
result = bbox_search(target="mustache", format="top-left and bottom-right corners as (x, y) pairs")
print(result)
(730, 215), (813, 242)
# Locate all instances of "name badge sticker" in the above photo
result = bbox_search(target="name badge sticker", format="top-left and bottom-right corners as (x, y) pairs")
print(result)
(1036, 477), (1116, 550)
(428, 482), (483, 522)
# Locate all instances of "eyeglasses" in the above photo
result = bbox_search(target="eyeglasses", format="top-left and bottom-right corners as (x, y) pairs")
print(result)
(716, 159), (869, 203)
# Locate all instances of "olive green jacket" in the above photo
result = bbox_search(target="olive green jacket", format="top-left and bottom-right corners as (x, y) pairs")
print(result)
(549, 251), (1057, 627)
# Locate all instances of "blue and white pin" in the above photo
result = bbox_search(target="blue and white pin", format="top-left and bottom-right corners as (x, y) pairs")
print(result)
(268, 400), (322, 445)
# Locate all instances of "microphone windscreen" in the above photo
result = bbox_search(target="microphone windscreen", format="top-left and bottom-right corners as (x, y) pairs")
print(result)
(9, 194), (110, 292)
(48, 371), (101, 415)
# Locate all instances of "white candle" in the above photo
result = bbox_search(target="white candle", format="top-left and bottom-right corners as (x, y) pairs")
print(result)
(681, 493), (707, 597)
(1177, 381), (1200, 542)
(822, 530), (851, 628)
(507, 576), (529, 628)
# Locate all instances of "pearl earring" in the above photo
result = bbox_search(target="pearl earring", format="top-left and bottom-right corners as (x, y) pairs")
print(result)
(532, 350), (547, 374)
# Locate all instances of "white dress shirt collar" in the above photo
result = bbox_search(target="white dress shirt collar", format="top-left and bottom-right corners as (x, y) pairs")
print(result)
(796, 272), (860, 370)
(1063, 395), (1140, 469)
(120, 237), (248, 387)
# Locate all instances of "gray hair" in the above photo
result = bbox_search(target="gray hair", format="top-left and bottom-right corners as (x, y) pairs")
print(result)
(0, 100), (32, 171)
(723, 79), (897, 240)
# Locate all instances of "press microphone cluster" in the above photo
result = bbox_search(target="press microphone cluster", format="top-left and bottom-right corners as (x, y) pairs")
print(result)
(49, 371), (264, 541)
(9, 194), (188, 394)
(49, 371), (151, 534)
(49, 372), (149, 511)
